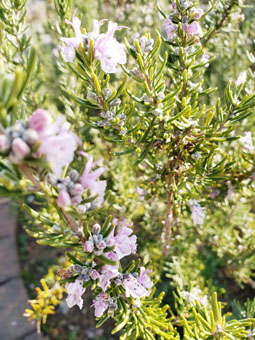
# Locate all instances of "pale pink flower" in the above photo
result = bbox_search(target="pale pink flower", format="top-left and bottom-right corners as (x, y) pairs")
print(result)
(99, 252), (119, 291)
(210, 188), (220, 199)
(122, 275), (148, 299)
(108, 219), (137, 260)
(92, 292), (108, 317)
(188, 199), (205, 225)
(240, 132), (254, 152)
(65, 279), (85, 309)
(94, 21), (127, 73)
(226, 181), (234, 201)
(136, 186), (147, 201)
(80, 152), (106, 206)
(36, 115), (78, 177)
(184, 21), (202, 39)
(236, 71), (247, 86)
(61, 11), (126, 73)
(57, 189), (71, 208)
(162, 18), (176, 40)
(137, 267), (153, 290)
(61, 9), (84, 63)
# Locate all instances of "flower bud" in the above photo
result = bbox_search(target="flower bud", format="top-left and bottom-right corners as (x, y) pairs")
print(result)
(77, 204), (87, 214)
(115, 278), (122, 285)
(69, 169), (79, 182)
(97, 234), (103, 242)
(103, 88), (112, 100)
(47, 174), (58, 185)
(71, 195), (82, 205)
(80, 273), (90, 281)
(110, 99), (121, 107)
(74, 264), (82, 272)
(92, 223), (101, 235)
(70, 183), (84, 196)
(57, 189), (71, 208)
(29, 109), (52, 133)
(84, 240), (94, 253)
(12, 138), (30, 159)
(90, 270), (100, 280)
(97, 240), (106, 250)
(0, 135), (10, 153)
(109, 302), (118, 311)
(23, 129), (39, 145)
(57, 183), (67, 191)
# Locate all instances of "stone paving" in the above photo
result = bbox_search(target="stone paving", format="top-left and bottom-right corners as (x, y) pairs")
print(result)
(0, 200), (44, 340)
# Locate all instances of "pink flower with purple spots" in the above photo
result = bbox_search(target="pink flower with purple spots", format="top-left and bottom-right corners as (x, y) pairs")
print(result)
(92, 292), (108, 317)
(28, 110), (78, 177)
(65, 279), (85, 309)
(99, 252), (119, 291)
(137, 267), (153, 290)
(108, 219), (137, 260)
(162, 18), (176, 40)
(80, 152), (106, 206)
(122, 274), (148, 300)
(94, 21), (127, 74)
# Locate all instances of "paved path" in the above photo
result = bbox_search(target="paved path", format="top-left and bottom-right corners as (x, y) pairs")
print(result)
(0, 200), (44, 340)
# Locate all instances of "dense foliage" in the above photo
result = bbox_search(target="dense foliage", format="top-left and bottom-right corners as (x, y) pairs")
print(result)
(1, 0), (255, 339)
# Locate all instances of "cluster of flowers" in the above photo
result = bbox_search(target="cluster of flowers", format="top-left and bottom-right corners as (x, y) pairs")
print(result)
(49, 152), (106, 210)
(84, 223), (114, 256)
(0, 120), (39, 164)
(0, 109), (78, 177)
(0, 108), (107, 212)
(181, 287), (208, 307)
(162, 1), (203, 43)
(61, 10), (126, 74)
(49, 170), (84, 208)
(65, 219), (153, 317)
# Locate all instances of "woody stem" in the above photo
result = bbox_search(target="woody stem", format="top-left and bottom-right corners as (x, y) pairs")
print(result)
(163, 174), (173, 256)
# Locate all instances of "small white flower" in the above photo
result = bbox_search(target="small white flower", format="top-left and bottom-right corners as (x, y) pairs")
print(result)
(235, 71), (247, 86)
(191, 151), (201, 160)
(188, 199), (205, 225)
(240, 132), (254, 152)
